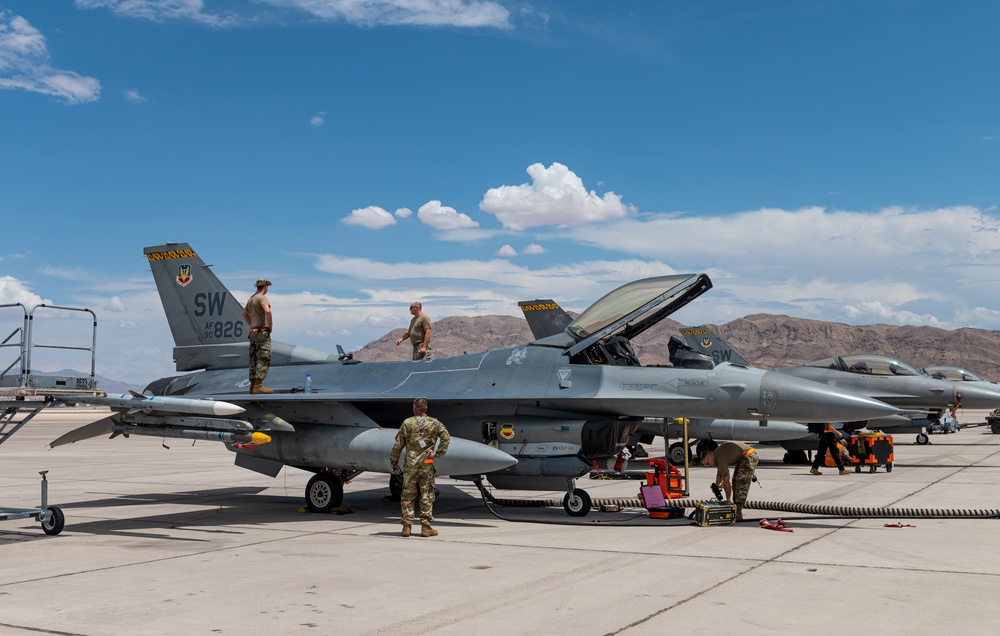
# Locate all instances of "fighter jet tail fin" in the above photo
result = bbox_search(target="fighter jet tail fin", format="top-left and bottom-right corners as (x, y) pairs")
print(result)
(144, 242), (338, 372)
(678, 325), (752, 367)
(145, 243), (251, 371)
(519, 299), (574, 340)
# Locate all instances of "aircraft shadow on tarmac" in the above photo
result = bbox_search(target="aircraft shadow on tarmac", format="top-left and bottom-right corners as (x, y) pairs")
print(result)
(1, 482), (703, 541)
(2, 484), (517, 541)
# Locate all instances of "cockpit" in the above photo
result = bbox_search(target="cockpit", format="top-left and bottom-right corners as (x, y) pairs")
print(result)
(804, 353), (922, 376)
(922, 366), (989, 382)
(561, 274), (713, 367)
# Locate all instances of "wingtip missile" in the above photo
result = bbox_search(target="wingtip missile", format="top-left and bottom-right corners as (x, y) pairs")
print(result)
(61, 393), (245, 417)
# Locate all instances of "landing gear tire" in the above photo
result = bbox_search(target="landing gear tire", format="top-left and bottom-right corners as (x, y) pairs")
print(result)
(990, 422), (1000, 434)
(886, 462), (893, 473)
(40, 506), (65, 536)
(668, 442), (691, 466)
(563, 489), (592, 517)
(869, 465), (877, 473)
(306, 473), (344, 513)
(916, 433), (929, 445)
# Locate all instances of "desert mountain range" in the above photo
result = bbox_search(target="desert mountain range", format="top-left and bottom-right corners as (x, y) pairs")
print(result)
(355, 313), (1000, 380)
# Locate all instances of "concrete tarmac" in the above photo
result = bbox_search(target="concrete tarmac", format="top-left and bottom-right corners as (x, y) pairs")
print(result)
(1, 407), (999, 635)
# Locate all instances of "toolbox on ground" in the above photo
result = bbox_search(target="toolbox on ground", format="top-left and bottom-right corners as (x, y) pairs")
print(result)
(849, 433), (894, 473)
(638, 485), (685, 519)
(644, 458), (685, 498)
(693, 501), (736, 526)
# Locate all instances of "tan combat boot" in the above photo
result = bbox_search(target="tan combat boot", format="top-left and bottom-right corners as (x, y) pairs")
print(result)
(809, 468), (822, 475)
(401, 524), (411, 537)
(420, 525), (438, 537)
(250, 380), (273, 395)
(735, 504), (744, 522)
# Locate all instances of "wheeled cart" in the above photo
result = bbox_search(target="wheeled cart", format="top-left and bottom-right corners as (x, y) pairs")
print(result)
(850, 433), (894, 473)
(0, 470), (65, 535)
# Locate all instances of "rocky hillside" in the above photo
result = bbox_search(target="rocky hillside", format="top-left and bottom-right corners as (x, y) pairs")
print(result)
(354, 313), (1000, 380)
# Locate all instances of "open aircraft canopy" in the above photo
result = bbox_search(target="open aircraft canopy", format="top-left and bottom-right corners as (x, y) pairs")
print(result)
(566, 273), (711, 358)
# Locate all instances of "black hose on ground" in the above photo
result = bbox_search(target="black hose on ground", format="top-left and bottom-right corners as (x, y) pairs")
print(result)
(476, 483), (1000, 519)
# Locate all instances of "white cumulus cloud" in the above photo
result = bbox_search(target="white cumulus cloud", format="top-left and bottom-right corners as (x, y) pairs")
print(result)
(497, 244), (517, 257)
(395, 207), (412, 218)
(417, 200), (478, 230)
(480, 162), (633, 230)
(523, 244), (546, 254)
(0, 276), (47, 306)
(343, 206), (397, 229)
(310, 111), (325, 126)
(0, 11), (101, 104)
(105, 296), (128, 313)
(123, 88), (147, 102)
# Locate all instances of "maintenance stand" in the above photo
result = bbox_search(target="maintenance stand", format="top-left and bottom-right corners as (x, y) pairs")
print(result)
(1, 303), (106, 535)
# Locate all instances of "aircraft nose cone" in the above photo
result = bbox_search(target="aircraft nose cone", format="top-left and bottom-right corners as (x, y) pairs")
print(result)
(950, 383), (1000, 409)
(760, 372), (900, 422)
(434, 438), (519, 475)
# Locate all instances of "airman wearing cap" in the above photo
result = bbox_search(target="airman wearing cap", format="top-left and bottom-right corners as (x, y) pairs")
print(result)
(242, 279), (273, 394)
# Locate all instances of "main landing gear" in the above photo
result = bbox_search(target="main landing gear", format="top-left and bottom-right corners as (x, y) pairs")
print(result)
(305, 471), (346, 513)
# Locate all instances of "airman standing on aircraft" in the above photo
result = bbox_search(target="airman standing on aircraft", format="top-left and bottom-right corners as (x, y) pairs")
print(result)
(390, 398), (450, 537)
(395, 301), (432, 360)
(242, 278), (273, 394)
(810, 423), (850, 475)
(700, 441), (759, 521)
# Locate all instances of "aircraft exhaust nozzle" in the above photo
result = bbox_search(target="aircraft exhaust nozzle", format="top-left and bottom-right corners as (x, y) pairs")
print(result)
(237, 425), (518, 475)
(759, 372), (900, 423)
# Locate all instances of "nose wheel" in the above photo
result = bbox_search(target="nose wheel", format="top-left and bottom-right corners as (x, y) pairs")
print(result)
(563, 487), (592, 517)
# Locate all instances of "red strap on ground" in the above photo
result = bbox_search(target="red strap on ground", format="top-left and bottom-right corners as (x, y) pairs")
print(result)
(759, 518), (793, 532)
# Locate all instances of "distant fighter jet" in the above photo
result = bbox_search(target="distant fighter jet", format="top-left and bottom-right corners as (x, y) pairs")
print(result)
(679, 325), (1000, 454)
(51, 244), (899, 517)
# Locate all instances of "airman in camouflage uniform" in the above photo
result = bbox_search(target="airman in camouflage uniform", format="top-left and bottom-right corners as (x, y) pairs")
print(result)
(390, 398), (450, 537)
(699, 441), (759, 521)
(241, 278), (273, 394)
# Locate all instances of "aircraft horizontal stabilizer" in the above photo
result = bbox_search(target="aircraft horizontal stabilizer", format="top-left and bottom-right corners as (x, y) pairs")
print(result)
(50, 416), (116, 448)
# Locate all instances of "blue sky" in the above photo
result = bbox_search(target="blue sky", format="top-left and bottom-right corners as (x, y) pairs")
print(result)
(2, 0), (999, 386)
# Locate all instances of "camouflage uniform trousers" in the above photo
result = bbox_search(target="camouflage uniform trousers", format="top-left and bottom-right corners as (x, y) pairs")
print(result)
(249, 332), (272, 381)
(731, 452), (759, 506)
(400, 462), (437, 527)
(411, 344), (432, 361)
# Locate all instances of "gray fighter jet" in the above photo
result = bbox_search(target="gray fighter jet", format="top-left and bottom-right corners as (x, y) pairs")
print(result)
(679, 325), (1000, 454)
(682, 326), (1000, 409)
(52, 243), (899, 517)
(518, 300), (819, 463)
